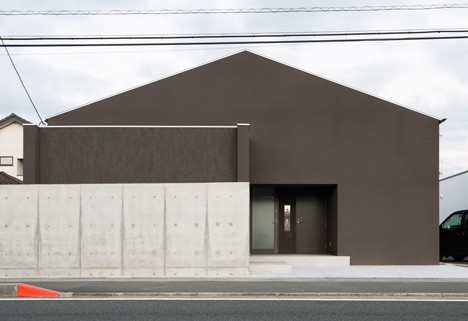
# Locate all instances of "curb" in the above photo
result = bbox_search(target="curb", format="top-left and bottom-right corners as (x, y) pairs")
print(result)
(68, 292), (468, 300)
(0, 284), (16, 297)
(0, 283), (59, 297)
(2, 284), (468, 300)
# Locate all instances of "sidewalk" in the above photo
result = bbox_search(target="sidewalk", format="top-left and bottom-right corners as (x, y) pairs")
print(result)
(2, 264), (468, 298)
(250, 263), (468, 278)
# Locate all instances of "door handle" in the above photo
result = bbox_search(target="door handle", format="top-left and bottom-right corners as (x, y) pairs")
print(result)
(284, 205), (291, 232)
(297, 219), (302, 224)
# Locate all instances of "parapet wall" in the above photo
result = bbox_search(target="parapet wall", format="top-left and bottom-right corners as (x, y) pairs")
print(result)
(0, 183), (249, 277)
(23, 125), (251, 184)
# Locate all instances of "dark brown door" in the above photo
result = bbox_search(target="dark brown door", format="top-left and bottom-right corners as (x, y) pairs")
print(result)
(296, 192), (327, 254)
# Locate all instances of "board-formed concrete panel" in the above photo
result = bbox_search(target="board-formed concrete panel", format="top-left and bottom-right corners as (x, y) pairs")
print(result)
(80, 184), (123, 271)
(39, 268), (81, 277)
(165, 183), (207, 268)
(207, 268), (249, 277)
(123, 184), (165, 277)
(38, 185), (80, 270)
(0, 182), (249, 277)
(207, 183), (250, 268)
(0, 185), (38, 270)
(165, 267), (207, 277)
(80, 268), (122, 277)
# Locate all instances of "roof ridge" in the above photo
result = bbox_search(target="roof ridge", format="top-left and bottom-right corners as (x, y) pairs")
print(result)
(0, 113), (32, 128)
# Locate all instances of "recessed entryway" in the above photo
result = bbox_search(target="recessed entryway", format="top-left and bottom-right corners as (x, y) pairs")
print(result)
(250, 185), (337, 255)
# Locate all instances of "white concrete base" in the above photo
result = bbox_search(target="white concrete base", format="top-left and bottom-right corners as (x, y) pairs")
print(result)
(0, 183), (250, 278)
(250, 254), (350, 268)
(249, 261), (292, 273)
(207, 268), (249, 277)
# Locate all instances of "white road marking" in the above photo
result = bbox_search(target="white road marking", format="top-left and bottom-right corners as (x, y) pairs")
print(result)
(2, 297), (468, 302)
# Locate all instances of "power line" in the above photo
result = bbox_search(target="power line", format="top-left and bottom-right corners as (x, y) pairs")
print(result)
(0, 42), (300, 57)
(440, 160), (466, 171)
(3, 28), (468, 41)
(440, 168), (457, 176)
(1, 4), (468, 15)
(2, 34), (468, 48)
(0, 38), (45, 125)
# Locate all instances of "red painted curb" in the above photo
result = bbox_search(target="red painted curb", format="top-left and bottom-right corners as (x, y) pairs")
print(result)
(16, 283), (59, 297)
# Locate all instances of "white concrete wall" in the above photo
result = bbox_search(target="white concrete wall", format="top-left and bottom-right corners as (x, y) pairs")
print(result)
(0, 183), (249, 277)
(440, 171), (468, 223)
(0, 122), (24, 180)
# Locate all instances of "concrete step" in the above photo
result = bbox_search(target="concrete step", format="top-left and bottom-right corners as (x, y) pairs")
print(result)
(250, 254), (350, 267)
(249, 261), (292, 273)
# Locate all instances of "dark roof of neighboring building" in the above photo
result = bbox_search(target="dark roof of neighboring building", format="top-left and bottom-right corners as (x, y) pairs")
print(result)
(0, 113), (31, 129)
(0, 171), (23, 184)
(440, 169), (468, 182)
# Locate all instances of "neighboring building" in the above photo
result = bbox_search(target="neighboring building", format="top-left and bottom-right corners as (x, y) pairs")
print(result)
(24, 51), (441, 265)
(0, 113), (30, 181)
(0, 171), (23, 184)
(440, 170), (468, 223)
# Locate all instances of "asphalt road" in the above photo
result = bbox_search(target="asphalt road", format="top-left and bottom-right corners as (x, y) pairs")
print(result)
(3, 279), (468, 295)
(2, 299), (468, 321)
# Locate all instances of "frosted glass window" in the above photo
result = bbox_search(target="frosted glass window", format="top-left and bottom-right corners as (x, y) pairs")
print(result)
(251, 187), (275, 249)
(0, 156), (13, 166)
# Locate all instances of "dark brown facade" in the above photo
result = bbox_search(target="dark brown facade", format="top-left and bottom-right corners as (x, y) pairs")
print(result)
(26, 51), (440, 265)
(24, 126), (241, 184)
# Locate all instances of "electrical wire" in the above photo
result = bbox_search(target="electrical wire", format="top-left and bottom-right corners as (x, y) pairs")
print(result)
(1, 4), (468, 15)
(3, 28), (468, 41)
(0, 38), (45, 125)
(440, 160), (466, 171)
(2, 34), (468, 48)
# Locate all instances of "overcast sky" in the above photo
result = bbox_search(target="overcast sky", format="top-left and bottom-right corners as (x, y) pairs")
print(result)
(1, 0), (468, 178)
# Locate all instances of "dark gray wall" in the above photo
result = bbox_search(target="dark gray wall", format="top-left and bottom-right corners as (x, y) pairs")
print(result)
(23, 124), (40, 184)
(44, 51), (439, 265)
(35, 127), (237, 184)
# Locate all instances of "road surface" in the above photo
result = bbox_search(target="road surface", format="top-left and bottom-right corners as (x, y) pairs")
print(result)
(1, 298), (468, 321)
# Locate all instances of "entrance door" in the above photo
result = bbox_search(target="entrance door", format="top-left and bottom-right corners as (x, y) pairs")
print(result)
(251, 186), (329, 254)
(296, 191), (327, 254)
(277, 188), (327, 254)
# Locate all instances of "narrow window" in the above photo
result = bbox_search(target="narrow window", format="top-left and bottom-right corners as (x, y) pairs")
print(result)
(17, 158), (24, 176)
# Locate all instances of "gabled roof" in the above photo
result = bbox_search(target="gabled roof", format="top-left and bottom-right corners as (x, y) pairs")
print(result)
(46, 50), (440, 126)
(0, 113), (31, 129)
(0, 171), (23, 184)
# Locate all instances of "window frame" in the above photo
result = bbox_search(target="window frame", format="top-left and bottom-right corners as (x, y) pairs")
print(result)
(442, 213), (464, 230)
(0, 156), (14, 166)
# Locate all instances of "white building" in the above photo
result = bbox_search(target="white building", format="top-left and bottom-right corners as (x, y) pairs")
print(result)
(440, 170), (468, 223)
(0, 113), (30, 181)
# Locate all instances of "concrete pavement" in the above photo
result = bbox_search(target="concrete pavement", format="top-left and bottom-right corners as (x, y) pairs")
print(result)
(2, 263), (468, 298)
(250, 263), (468, 278)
